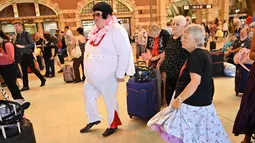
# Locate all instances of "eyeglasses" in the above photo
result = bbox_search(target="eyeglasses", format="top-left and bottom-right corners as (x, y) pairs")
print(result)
(93, 12), (102, 18)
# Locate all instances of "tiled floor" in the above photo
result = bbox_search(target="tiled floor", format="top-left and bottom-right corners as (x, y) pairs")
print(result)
(3, 41), (247, 143)
(15, 71), (243, 143)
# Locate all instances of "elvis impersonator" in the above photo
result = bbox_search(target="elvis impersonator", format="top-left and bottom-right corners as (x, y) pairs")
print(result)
(80, 2), (135, 137)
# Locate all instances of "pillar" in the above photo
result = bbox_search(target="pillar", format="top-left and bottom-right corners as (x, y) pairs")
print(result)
(34, 3), (40, 16)
(12, 3), (18, 18)
(218, 0), (229, 21)
(157, 0), (168, 28)
(112, 0), (117, 12)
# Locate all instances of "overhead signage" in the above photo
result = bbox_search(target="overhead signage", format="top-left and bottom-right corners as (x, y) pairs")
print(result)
(23, 19), (33, 23)
(44, 18), (55, 22)
(184, 4), (213, 10)
(0, 21), (11, 25)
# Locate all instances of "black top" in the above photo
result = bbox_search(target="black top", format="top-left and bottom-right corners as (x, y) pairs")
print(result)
(228, 37), (251, 59)
(146, 29), (170, 55)
(36, 38), (44, 46)
(43, 38), (57, 60)
(174, 48), (214, 106)
(15, 31), (35, 54)
(232, 37), (251, 50)
(76, 40), (85, 59)
(161, 35), (190, 77)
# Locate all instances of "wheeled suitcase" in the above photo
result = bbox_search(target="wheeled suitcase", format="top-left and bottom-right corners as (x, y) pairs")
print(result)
(210, 41), (216, 51)
(0, 118), (36, 143)
(210, 50), (224, 76)
(0, 98), (36, 143)
(62, 65), (75, 83)
(126, 78), (160, 118)
(235, 64), (252, 96)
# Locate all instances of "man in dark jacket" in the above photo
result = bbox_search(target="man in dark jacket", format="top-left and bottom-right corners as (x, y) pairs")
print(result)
(14, 22), (46, 91)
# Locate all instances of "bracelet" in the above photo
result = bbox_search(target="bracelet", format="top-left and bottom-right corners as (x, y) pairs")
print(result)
(178, 96), (183, 103)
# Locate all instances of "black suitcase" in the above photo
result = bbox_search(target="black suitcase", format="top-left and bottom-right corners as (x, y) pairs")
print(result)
(210, 41), (216, 51)
(0, 118), (36, 143)
(235, 64), (252, 96)
(210, 50), (224, 76)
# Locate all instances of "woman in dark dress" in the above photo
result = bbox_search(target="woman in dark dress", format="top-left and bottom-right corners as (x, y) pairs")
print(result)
(43, 32), (57, 77)
(157, 15), (189, 105)
(233, 32), (255, 143)
(73, 27), (86, 83)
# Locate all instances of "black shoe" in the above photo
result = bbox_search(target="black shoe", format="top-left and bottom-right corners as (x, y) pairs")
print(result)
(80, 121), (101, 133)
(73, 80), (82, 84)
(40, 78), (46, 87)
(1, 83), (6, 87)
(20, 87), (29, 92)
(44, 75), (50, 78)
(102, 128), (117, 137)
(15, 99), (31, 110)
(82, 77), (86, 82)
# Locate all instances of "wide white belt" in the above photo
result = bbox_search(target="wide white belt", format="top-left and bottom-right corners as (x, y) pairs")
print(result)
(84, 53), (117, 60)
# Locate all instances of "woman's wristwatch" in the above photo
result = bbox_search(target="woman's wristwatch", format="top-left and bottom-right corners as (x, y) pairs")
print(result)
(178, 96), (183, 103)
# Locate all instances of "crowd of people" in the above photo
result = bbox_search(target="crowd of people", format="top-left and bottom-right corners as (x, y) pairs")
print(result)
(1, 1), (255, 142)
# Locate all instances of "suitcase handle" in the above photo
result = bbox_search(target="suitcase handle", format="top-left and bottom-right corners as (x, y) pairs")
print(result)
(0, 104), (22, 139)
(135, 61), (147, 66)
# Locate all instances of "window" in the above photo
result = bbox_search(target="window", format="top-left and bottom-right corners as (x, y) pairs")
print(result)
(80, 1), (94, 14)
(81, 20), (95, 37)
(116, 1), (130, 12)
(82, 20), (95, 26)
(97, 0), (112, 5)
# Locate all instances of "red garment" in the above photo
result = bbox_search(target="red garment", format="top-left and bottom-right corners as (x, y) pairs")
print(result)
(0, 42), (15, 65)
(152, 35), (160, 56)
(89, 34), (106, 46)
(110, 110), (122, 128)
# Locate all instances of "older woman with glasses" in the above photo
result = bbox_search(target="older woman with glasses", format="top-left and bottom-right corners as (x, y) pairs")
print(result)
(157, 15), (189, 106)
(148, 24), (230, 143)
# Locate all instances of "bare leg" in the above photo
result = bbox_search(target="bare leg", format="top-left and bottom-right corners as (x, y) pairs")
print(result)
(242, 134), (252, 143)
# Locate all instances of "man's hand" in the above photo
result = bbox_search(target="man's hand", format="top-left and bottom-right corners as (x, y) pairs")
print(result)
(117, 78), (125, 82)
(16, 44), (25, 48)
(50, 57), (54, 60)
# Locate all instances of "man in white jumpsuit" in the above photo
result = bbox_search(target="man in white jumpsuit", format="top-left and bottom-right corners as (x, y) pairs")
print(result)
(80, 2), (135, 137)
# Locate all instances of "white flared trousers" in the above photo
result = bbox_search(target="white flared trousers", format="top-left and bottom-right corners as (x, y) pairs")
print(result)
(83, 75), (120, 127)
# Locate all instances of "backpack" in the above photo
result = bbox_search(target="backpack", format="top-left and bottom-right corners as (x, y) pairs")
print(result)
(234, 48), (254, 72)
(2, 41), (22, 63)
(62, 65), (75, 83)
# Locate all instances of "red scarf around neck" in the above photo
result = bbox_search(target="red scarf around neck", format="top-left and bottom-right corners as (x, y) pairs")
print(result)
(152, 35), (160, 56)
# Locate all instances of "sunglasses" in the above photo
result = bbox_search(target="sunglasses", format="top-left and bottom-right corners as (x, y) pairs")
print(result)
(93, 12), (102, 17)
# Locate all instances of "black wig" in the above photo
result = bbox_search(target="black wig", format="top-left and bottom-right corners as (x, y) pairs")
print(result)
(92, 2), (113, 19)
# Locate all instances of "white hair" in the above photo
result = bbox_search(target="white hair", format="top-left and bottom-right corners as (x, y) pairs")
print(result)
(173, 15), (186, 27)
(184, 24), (205, 46)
